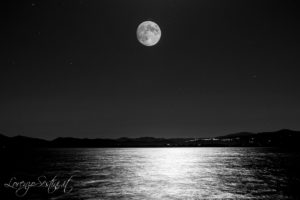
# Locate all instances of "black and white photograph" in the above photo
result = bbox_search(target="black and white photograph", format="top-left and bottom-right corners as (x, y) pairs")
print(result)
(1, 0), (300, 199)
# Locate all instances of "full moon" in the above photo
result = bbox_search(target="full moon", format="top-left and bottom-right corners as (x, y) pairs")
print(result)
(137, 21), (161, 46)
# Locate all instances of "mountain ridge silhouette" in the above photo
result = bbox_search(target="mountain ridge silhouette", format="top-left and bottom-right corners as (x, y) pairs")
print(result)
(0, 129), (299, 148)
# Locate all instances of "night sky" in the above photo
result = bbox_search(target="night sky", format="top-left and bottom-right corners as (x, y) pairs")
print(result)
(1, 0), (300, 139)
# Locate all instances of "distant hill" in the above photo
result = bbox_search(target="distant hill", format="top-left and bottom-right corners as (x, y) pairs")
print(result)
(9, 135), (49, 147)
(0, 129), (299, 148)
(0, 133), (8, 140)
(217, 132), (255, 139)
(0, 133), (9, 147)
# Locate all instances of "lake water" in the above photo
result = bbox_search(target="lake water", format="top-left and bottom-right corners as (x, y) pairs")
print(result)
(2, 148), (300, 199)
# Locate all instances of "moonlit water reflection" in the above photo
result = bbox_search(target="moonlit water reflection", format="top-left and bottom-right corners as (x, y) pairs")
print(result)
(43, 148), (300, 200)
(5, 148), (299, 199)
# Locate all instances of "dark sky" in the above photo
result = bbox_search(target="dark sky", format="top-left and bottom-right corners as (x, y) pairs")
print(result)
(1, 0), (300, 139)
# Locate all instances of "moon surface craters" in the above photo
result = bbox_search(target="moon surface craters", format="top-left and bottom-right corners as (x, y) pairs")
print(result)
(137, 21), (161, 46)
